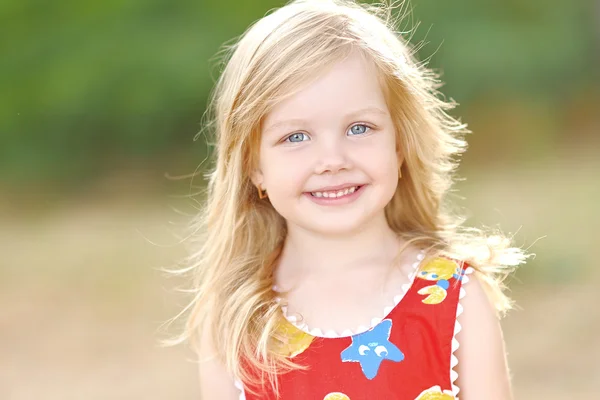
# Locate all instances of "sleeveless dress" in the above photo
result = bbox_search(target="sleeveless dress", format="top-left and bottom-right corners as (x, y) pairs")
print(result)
(237, 254), (474, 400)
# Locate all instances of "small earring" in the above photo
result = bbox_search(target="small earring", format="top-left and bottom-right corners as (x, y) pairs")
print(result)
(257, 186), (268, 199)
(399, 167), (402, 179)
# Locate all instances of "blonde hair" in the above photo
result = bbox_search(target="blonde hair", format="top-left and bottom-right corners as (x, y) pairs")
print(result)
(173, 0), (531, 395)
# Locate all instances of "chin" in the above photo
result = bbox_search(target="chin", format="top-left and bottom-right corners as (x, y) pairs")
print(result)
(306, 216), (371, 237)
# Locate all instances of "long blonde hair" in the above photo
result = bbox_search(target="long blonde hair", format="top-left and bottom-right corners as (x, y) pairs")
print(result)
(173, 0), (530, 394)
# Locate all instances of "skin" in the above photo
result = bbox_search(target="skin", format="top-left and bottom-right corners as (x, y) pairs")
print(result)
(199, 51), (513, 399)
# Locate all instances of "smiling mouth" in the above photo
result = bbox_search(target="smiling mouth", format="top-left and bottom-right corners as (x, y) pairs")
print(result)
(308, 185), (364, 198)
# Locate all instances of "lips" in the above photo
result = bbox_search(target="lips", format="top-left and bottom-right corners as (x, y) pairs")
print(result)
(309, 185), (361, 197)
(303, 184), (366, 206)
(306, 183), (365, 193)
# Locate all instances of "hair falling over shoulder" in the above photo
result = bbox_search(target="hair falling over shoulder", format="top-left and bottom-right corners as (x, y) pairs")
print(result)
(168, 0), (532, 395)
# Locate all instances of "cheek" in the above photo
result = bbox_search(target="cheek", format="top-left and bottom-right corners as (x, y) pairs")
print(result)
(366, 141), (399, 205)
(367, 142), (399, 180)
(263, 153), (308, 195)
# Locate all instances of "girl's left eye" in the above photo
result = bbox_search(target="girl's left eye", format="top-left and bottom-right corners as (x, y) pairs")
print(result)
(348, 124), (370, 136)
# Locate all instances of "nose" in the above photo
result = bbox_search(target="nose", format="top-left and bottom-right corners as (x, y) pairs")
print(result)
(314, 134), (352, 174)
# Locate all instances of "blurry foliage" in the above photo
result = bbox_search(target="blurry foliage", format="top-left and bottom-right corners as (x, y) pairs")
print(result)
(0, 0), (598, 185)
(411, 0), (598, 100)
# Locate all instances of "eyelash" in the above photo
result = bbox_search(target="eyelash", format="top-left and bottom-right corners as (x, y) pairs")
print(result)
(283, 123), (373, 143)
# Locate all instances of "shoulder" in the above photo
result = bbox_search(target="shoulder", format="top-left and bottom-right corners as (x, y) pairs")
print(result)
(196, 312), (242, 400)
(454, 269), (514, 400)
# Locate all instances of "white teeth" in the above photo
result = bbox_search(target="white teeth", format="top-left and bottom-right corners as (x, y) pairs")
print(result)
(311, 186), (359, 198)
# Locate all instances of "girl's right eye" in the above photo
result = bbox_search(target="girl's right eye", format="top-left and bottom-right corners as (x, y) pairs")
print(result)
(284, 132), (309, 143)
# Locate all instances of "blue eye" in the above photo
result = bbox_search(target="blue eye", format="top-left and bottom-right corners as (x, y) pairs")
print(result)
(285, 132), (309, 143)
(348, 124), (370, 135)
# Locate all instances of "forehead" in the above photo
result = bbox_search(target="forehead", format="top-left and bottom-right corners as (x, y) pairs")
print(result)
(262, 52), (388, 133)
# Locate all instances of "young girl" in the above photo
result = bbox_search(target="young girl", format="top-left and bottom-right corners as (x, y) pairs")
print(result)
(177, 0), (529, 398)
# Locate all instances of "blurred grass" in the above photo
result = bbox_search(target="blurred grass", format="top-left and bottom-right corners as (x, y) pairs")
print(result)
(1, 146), (599, 399)
(0, 184), (201, 400)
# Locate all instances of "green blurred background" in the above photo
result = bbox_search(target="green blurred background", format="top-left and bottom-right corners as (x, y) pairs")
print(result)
(1, 0), (598, 398)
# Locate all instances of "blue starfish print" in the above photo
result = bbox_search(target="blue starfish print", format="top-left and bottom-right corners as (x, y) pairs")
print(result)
(340, 319), (404, 379)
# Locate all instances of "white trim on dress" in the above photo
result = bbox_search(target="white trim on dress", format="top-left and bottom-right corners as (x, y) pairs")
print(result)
(450, 265), (475, 397)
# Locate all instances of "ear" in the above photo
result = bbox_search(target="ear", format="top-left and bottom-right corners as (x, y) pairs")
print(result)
(397, 151), (405, 168)
(395, 136), (405, 163)
(249, 168), (264, 188)
(397, 150), (405, 177)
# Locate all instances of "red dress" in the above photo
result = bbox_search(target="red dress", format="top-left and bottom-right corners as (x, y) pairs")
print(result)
(238, 255), (474, 400)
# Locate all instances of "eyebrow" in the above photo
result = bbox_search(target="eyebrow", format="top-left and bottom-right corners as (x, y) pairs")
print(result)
(263, 106), (388, 134)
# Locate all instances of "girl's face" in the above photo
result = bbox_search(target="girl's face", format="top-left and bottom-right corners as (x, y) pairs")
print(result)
(252, 52), (402, 236)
